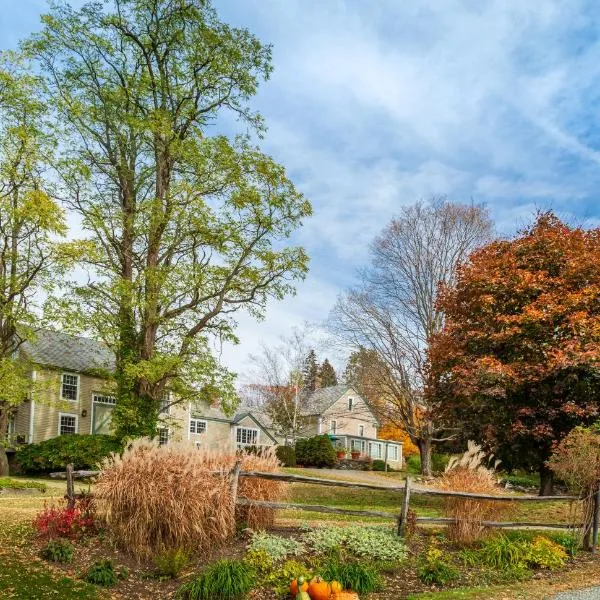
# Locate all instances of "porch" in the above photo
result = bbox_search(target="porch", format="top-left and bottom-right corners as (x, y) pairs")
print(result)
(330, 434), (403, 464)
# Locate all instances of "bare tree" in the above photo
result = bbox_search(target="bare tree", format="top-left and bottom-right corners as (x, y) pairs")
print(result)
(330, 198), (493, 475)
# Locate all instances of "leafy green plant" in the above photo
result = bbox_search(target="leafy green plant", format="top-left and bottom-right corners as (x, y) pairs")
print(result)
(275, 445), (296, 467)
(177, 560), (255, 600)
(372, 460), (393, 472)
(525, 536), (567, 570)
(319, 558), (383, 593)
(244, 549), (274, 573)
(261, 559), (312, 595)
(16, 434), (123, 473)
(247, 531), (304, 562)
(0, 477), (46, 492)
(548, 532), (579, 557)
(406, 453), (451, 474)
(84, 559), (118, 587)
(41, 539), (74, 563)
(295, 435), (337, 468)
(478, 534), (529, 570)
(154, 548), (190, 578)
(303, 525), (407, 562)
(417, 545), (459, 586)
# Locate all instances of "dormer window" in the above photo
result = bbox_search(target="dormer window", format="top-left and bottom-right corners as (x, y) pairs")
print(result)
(348, 397), (353, 411)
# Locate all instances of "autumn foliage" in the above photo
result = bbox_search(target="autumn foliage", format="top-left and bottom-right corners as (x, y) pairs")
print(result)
(430, 213), (600, 491)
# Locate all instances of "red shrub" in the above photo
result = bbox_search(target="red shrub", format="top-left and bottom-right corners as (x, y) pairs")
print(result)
(33, 499), (96, 540)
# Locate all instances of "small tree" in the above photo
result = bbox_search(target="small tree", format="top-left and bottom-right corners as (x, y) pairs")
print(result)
(318, 358), (337, 388)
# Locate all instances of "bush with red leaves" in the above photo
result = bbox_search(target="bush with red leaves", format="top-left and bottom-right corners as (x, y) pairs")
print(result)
(33, 498), (96, 540)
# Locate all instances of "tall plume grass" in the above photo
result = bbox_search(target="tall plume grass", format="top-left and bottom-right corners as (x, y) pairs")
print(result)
(93, 440), (283, 559)
(437, 441), (509, 545)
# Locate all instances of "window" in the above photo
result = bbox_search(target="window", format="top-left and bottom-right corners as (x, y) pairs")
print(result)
(92, 394), (116, 435)
(348, 397), (353, 411)
(93, 394), (116, 405)
(388, 445), (399, 461)
(358, 425), (364, 437)
(59, 413), (77, 435)
(159, 392), (170, 414)
(236, 427), (258, 447)
(61, 374), (79, 401)
(351, 439), (365, 453)
(190, 419), (207, 435)
(369, 442), (382, 459)
(329, 420), (337, 434)
(158, 428), (169, 445)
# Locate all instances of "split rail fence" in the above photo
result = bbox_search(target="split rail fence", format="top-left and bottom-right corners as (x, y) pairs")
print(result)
(52, 464), (598, 551)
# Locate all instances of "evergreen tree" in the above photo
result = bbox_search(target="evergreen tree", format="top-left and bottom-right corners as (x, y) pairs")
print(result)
(302, 349), (318, 394)
(318, 358), (338, 387)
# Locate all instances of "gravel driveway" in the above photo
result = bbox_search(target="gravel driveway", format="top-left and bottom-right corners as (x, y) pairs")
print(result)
(550, 587), (600, 599)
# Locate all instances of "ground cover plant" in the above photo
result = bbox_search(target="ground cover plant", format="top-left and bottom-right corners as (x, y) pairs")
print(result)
(0, 477), (46, 492)
(176, 559), (255, 600)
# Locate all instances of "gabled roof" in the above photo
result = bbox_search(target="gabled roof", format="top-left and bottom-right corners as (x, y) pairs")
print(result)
(21, 329), (115, 374)
(302, 384), (352, 415)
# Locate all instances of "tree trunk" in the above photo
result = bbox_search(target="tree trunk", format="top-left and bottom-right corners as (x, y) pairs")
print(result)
(0, 447), (9, 477)
(417, 438), (432, 476)
(539, 464), (554, 496)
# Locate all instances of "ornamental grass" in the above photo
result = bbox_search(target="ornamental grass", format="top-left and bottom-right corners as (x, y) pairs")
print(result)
(93, 439), (283, 559)
(437, 441), (510, 545)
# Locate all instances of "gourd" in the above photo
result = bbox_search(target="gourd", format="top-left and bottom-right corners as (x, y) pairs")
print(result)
(290, 576), (308, 596)
(307, 576), (331, 600)
(331, 592), (359, 600)
(295, 592), (311, 600)
(330, 580), (343, 594)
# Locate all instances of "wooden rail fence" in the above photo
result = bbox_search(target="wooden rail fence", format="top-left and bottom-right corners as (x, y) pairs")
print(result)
(53, 466), (594, 546)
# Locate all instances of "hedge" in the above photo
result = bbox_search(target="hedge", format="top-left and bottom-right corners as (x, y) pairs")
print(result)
(16, 434), (124, 473)
(295, 435), (337, 468)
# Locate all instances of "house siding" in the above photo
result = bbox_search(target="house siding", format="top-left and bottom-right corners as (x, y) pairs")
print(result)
(321, 389), (378, 438)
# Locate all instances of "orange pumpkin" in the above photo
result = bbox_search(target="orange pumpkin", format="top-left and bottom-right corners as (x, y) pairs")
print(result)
(290, 577), (309, 596)
(331, 592), (359, 600)
(330, 580), (343, 594)
(307, 576), (331, 600)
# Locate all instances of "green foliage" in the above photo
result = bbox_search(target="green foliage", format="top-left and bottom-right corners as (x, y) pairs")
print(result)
(84, 560), (118, 587)
(295, 435), (337, 468)
(255, 558), (312, 595)
(153, 548), (190, 579)
(16, 434), (123, 473)
(41, 539), (74, 564)
(0, 477), (46, 491)
(499, 472), (540, 489)
(247, 531), (303, 562)
(318, 358), (338, 387)
(525, 536), (567, 570)
(303, 525), (407, 562)
(407, 454), (451, 474)
(548, 532), (579, 557)
(417, 545), (460, 586)
(372, 459), (392, 472)
(319, 558), (384, 593)
(275, 445), (296, 467)
(477, 535), (529, 570)
(176, 559), (255, 600)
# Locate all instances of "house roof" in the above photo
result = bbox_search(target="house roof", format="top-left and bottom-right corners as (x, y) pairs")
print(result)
(21, 329), (115, 374)
(302, 384), (352, 415)
(191, 402), (278, 439)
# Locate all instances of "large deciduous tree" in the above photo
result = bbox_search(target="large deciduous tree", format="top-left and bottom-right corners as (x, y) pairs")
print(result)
(0, 54), (66, 474)
(26, 0), (311, 439)
(430, 213), (600, 495)
(330, 199), (492, 475)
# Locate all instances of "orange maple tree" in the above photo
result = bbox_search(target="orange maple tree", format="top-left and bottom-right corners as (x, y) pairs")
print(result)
(430, 213), (600, 494)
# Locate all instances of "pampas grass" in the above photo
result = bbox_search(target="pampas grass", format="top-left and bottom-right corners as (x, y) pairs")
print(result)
(438, 441), (509, 545)
(93, 440), (284, 559)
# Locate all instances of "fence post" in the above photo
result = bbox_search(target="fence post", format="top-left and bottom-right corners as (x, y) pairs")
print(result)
(593, 487), (600, 554)
(229, 460), (242, 504)
(66, 463), (75, 509)
(398, 476), (412, 537)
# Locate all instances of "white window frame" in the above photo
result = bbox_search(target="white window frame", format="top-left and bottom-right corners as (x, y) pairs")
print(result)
(189, 418), (207, 435)
(61, 373), (80, 403)
(388, 445), (399, 461)
(58, 412), (78, 436)
(329, 420), (337, 434)
(348, 397), (353, 411)
(90, 393), (117, 434)
(351, 439), (366, 453)
(158, 427), (169, 445)
(369, 442), (382, 459)
(358, 424), (364, 437)
(236, 426), (259, 447)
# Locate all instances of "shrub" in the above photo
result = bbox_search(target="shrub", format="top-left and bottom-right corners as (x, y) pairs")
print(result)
(525, 536), (567, 570)
(154, 548), (190, 578)
(0, 477), (46, 492)
(33, 499), (96, 540)
(295, 435), (337, 468)
(549, 532), (579, 557)
(93, 440), (284, 559)
(177, 559), (255, 600)
(438, 442), (510, 545)
(85, 559), (118, 587)
(41, 539), (74, 563)
(303, 525), (407, 562)
(319, 558), (383, 594)
(406, 453), (451, 474)
(478, 534), (529, 570)
(247, 531), (304, 562)
(275, 445), (296, 467)
(417, 546), (460, 586)
(16, 434), (123, 473)
(254, 558), (312, 595)
(372, 460), (391, 472)
(499, 472), (540, 489)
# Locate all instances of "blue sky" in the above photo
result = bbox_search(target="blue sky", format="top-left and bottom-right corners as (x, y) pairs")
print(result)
(4, 1), (600, 376)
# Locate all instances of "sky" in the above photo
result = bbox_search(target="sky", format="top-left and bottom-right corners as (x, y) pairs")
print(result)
(3, 1), (600, 380)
